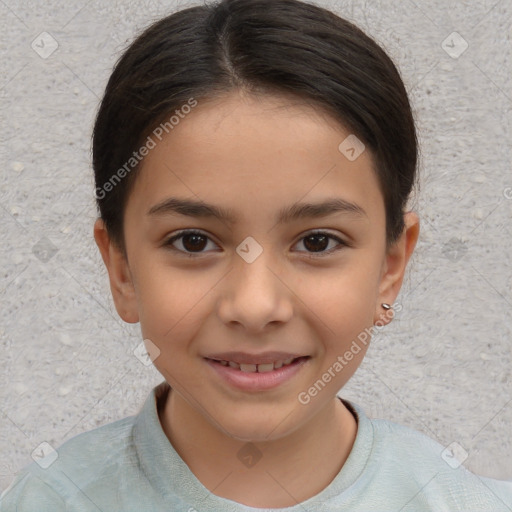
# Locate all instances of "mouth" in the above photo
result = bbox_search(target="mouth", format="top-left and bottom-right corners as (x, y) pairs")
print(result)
(204, 354), (311, 391)
(205, 356), (310, 373)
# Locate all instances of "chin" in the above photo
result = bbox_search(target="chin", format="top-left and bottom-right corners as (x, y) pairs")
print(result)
(210, 406), (304, 443)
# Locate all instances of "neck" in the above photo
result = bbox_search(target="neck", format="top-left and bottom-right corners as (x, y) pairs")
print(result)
(159, 386), (357, 508)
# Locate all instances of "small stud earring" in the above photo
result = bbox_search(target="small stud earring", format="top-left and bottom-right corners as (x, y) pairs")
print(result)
(381, 303), (392, 310)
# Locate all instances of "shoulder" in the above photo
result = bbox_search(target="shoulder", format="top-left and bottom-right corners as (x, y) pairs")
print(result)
(367, 414), (512, 510)
(370, 416), (447, 464)
(0, 415), (137, 511)
(0, 473), (66, 512)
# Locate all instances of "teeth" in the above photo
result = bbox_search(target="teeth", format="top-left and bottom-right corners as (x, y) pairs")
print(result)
(240, 363), (257, 372)
(257, 363), (275, 373)
(217, 357), (301, 372)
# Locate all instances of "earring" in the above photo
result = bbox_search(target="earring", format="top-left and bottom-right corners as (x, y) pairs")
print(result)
(381, 303), (392, 310)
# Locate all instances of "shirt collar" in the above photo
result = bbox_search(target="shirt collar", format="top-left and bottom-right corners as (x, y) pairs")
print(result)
(133, 381), (374, 510)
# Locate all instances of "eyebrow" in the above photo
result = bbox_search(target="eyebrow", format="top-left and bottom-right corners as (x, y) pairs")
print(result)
(147, 196), (367, 225)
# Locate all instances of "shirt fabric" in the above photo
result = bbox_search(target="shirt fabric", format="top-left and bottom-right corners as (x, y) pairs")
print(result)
(1, 381), (511, 511)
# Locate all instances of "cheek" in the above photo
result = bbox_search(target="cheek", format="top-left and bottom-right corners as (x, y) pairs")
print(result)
(293, 259), (380, 381)
(134, 267), (215, 386)
(133, 259), (219, 344)
(295, 260), (380, 330)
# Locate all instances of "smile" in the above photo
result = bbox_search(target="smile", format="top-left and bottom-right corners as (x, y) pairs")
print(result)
(204, 356), (311, 391)
(208, 356), (309, 373)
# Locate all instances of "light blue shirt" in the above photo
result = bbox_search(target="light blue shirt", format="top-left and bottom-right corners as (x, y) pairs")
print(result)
(1, 381), (511, 511)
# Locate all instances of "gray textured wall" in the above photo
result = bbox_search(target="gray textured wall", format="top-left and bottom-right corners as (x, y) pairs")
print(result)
(1, 0), (511, 492)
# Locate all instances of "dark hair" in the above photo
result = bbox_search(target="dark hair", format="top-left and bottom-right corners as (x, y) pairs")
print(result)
(92, 0), (417, 253)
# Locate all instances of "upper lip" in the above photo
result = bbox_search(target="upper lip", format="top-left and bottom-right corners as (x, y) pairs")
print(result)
(204, 351), (308, 365)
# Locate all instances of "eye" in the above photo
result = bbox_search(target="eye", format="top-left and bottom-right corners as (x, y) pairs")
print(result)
(163, 230), (219, 257)
(163, 229), (349, 258)
(293, 230), (349, 258)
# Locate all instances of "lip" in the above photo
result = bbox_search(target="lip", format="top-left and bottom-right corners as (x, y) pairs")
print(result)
(203, 351), (307, 365)
(204, 355), (310, 392)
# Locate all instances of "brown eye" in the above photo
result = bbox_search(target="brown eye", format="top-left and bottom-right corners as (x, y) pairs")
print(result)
(164, 230), (218, 255)
(294, 231), (348, 257)
(181, 233), (208, 252)
(163, 229), (348, 258)
(303, 233), (329, 252)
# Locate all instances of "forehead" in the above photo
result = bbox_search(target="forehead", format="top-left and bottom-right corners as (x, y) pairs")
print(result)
(125, 91), (384, 224)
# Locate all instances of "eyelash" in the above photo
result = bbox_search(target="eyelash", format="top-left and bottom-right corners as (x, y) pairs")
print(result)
(163, 229), (349, 259)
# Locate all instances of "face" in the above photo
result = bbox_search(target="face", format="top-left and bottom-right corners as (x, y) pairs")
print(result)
(97, 91), (414, 441)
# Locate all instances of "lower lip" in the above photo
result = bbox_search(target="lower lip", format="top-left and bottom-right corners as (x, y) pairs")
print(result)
(204, 357), (310, 392)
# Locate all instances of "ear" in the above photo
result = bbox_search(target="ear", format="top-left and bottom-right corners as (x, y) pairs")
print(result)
(374, 211), (419, 325)
(93, 218), (139, 324)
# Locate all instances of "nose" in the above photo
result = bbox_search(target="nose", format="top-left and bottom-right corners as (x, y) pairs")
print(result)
(217, 247), (293, 333)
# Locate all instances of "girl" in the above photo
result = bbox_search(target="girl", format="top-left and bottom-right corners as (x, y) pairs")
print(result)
(2, 0), (511, 510)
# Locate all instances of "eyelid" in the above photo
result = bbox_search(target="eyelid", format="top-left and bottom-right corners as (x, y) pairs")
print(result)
(163, 229), (220, 256)
(296, 229), (350, 258)
(163, 228), (349, 257)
